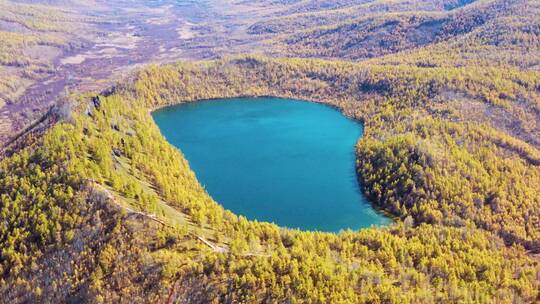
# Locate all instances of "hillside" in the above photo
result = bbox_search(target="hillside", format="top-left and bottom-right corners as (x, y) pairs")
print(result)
(0, 0), (539, 303)
(248, 0), (540, 66)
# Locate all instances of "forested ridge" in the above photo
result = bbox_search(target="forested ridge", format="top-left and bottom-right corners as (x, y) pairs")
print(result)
(1, 0), (540, 302)
(249, 0), (540, 67)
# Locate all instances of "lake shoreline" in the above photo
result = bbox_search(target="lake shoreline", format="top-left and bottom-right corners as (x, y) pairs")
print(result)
(152, 96), (392, 232)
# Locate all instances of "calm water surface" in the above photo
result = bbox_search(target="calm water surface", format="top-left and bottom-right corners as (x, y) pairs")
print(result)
(152, 97), (389, 231)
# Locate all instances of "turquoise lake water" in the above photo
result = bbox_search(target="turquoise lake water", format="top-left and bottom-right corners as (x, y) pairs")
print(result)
(152, 97), (389, 232)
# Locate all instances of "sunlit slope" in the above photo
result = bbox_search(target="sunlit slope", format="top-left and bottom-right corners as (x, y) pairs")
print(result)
(248, 0), (539, 68)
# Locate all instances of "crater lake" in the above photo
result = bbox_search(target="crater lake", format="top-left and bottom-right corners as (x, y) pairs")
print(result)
(152, 97), (390, 232)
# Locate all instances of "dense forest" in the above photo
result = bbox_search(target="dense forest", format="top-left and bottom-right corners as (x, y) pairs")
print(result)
(0, 0), (539, 302)
(0, 55), (538, 302)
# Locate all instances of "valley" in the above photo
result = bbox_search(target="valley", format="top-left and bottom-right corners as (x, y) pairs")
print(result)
(6, 0), (539, 150)
(0, 0), (268, 145)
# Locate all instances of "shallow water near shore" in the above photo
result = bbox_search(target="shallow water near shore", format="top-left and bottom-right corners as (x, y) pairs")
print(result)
(152, 97), (390, 232)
